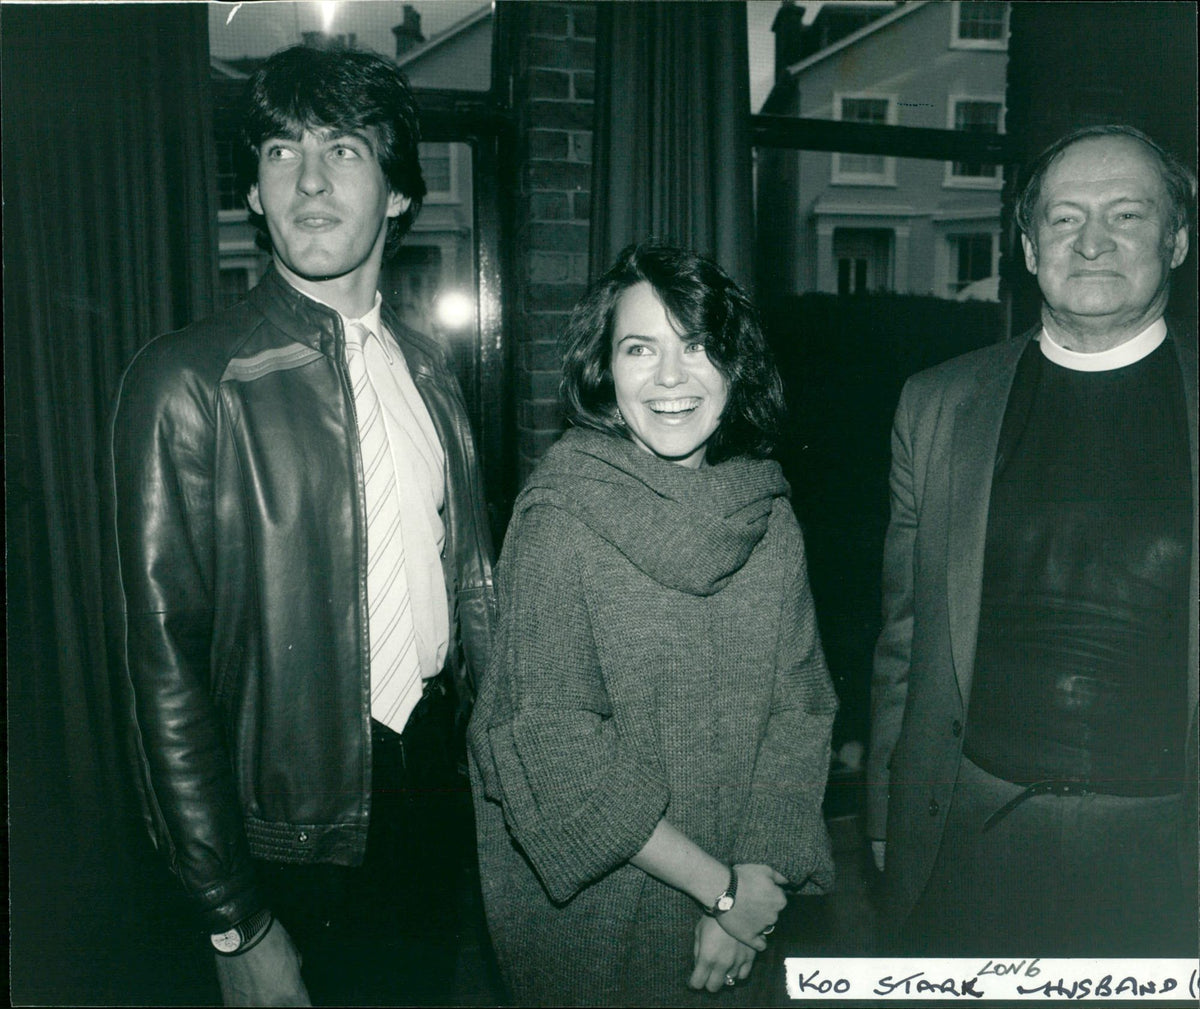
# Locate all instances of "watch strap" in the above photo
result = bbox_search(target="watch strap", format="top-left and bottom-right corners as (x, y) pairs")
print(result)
(704, 865), (738, 916)
(211, 907), (274, 957)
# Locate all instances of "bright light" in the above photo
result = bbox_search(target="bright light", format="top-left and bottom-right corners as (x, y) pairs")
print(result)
(435, 291), (475, 331)
(319, 1), (338, 33)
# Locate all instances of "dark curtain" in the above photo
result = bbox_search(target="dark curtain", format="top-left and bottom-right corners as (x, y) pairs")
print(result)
(4, 4), (221, 1003)
(590, 0), (754, 287)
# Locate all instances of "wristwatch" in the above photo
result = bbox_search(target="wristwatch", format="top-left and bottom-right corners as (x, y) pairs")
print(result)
(210, 907), (274, 956)
(705, 866), (738, 916)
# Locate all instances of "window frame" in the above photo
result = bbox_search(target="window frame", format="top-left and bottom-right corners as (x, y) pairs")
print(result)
(943, 229), (1000, 298)
(417, 139), (465, 204)
(832, 92), (899, 186)
(950, 0), (1010, 51)
(206, 6), (520, 532)
(944, 95), (1006, 188)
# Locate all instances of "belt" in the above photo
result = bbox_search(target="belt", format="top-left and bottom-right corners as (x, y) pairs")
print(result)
(982, 779), (1092, 831)
(982, 777), (1182, 831)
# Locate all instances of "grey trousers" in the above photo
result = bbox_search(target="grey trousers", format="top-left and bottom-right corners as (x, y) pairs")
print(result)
(896, 757), (1196, 957)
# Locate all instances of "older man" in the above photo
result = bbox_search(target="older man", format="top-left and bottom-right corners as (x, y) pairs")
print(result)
(867, 125), (1197, 956)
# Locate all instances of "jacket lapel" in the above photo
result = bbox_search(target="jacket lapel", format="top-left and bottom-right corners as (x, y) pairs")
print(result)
(946, 334), (1032, 704)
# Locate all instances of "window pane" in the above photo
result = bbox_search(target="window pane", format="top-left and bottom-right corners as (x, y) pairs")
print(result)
(380, 141), (480, 409)
(952, 100), (1003, 178)
(836, 97), (891, 176)
(955, 100), (1001, 132)
(755, 152), (1002, 299)
(841, 98), (889, 124)
(950, 233), (995, 294)
(958, 1), (1008, 41)
(421, 142), (453, 195)
(208, 1), (492, 91)
(753, 149), (1005, 776)
(380, 141), (475, 332)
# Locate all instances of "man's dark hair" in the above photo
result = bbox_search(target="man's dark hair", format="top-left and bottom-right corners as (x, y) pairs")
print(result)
(561, 242), (786, 464)
(236, 45), (427, 260)
(1016, 124), (1197, 244)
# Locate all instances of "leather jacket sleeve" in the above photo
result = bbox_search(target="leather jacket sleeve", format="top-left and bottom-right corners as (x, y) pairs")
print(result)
(102, 334), (264, 933)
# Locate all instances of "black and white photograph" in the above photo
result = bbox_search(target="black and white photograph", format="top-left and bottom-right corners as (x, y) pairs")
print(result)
(5, 1), (1198, 1005)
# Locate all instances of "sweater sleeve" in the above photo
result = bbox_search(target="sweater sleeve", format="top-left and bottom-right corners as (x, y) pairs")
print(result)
(470, 505), (670, 904)
(730, 520), (837, 894)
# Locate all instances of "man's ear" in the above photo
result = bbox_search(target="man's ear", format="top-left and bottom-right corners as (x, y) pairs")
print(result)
(1169, 225), (1189, 269)
(247, 184), (263, 217)
(387, 192), (412, 219)
(1021, 232), (1038, 275)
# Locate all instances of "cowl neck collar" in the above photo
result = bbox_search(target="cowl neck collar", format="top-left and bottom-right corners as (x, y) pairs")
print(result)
(515, 428), (789, 596)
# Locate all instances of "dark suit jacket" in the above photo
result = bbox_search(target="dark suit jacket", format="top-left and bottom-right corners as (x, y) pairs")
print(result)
(866, 325), (1199, 926)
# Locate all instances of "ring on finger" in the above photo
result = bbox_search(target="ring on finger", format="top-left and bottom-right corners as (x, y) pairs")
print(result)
(761, 924), (775, 936)
(724, 975), (737, 987)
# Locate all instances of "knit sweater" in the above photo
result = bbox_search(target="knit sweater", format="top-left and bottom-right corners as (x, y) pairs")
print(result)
(468, 428), (837, 1006)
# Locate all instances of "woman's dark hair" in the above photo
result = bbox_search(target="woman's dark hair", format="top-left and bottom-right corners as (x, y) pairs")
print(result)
(236, 45), (427, 260)
(561, 243), (786, 463)
(1016, 124), (1197, 243)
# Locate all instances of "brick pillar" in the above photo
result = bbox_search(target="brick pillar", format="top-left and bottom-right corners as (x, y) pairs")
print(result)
(510, 2), (595, 483)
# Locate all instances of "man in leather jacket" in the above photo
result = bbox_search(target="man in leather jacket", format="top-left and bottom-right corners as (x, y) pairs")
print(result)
(102, 45), (495, 1005)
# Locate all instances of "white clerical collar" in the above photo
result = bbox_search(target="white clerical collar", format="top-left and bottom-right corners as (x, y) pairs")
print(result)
(1038, 318), (1167, 372)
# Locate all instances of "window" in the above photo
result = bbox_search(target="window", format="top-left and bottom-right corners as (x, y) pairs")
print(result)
(418, 141), (459, 200)
(951, 1), (1009, 50)
(946, 98), (1004, 185)
(832, 95), (896, 184)
(948, 232), (996, 297)
(833, 228), (892, 294)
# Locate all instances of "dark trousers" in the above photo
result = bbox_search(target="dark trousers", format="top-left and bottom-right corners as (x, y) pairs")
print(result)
(898, 757), (1197, 957)
(256, 680), (474, 1006)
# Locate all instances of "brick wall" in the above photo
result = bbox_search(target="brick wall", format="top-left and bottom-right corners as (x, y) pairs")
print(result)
(510, 2), (596, 482)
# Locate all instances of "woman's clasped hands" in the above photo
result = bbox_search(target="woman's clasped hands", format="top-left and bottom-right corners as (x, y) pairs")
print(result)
(688, 863), (788, 993)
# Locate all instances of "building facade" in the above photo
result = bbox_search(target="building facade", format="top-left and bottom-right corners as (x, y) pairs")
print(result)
(757, 0), (1009, 301)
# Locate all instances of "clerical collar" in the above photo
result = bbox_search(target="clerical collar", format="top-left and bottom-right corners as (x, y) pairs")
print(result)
(1039, 318), (1166, 372)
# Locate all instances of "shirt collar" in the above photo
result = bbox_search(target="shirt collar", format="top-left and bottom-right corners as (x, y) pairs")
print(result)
(285, 281), (383, 341)
(343, 292), (384, 341)
(1039, 317), (1167, 372)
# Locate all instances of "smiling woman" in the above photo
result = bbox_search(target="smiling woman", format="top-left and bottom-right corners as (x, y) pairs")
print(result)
(468, 243), (838, 1006)
(610, 281), (730, 468)
(562, 243), (787, 467)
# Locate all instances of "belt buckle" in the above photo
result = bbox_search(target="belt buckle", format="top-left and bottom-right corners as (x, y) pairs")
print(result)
(422, 676), (446, 699)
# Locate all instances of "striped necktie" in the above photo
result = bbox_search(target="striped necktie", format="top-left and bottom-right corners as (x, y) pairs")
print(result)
(344, 322), (424, 735)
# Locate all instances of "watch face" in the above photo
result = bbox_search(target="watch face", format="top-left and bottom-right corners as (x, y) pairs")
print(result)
(211, 928), (241, 953)
(716, 894), (735, 913)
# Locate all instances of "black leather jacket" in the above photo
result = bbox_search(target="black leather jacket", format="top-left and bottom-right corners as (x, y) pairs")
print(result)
(102, 268), (495, 932)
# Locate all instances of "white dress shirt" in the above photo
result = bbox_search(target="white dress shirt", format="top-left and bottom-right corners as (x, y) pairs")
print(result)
(341, 293), (450, 683)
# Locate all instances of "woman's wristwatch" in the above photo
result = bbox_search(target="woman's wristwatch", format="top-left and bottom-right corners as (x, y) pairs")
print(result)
(210, 907), (274, 956)
(704, 866), (738, 916)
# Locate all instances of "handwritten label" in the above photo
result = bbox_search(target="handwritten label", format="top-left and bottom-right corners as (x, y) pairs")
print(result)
(783, 959), (1198, 1001)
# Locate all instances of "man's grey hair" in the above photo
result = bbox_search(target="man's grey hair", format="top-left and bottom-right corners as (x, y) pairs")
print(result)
(1015, 124), (1197, 244)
